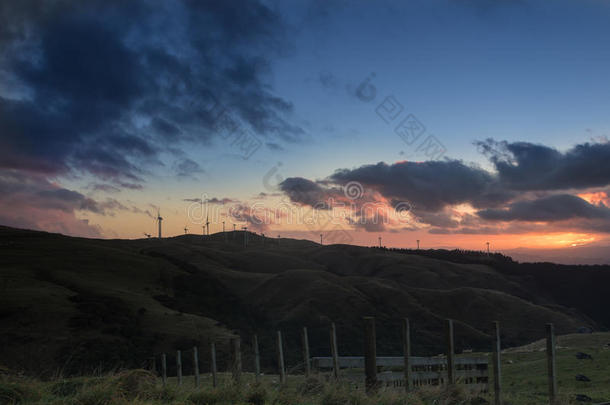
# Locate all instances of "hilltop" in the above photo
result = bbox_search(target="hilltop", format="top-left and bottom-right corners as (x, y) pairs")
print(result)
(0, 226), (608, 376)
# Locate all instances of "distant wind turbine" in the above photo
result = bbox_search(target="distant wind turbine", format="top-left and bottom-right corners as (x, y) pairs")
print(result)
(156, 210), (163, 238)
(184, 225), (188, 235)
(416, 239), (420, 250)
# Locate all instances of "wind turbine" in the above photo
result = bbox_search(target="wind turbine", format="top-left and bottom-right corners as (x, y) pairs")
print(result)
(320, 234), (323, 245)
(416, 239), (420, 250)
(205, 215), (210, 236)
(242, 226), (248, 248)
(156, 210), (163, 238)
(143, 232), (151, 238)
(378, 236), (382, 248)
(486, 241), (490, 255)
(184, 225), (188, 235)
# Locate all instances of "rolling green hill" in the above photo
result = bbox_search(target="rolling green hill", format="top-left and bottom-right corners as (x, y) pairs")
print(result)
(0, 226), (607, 377)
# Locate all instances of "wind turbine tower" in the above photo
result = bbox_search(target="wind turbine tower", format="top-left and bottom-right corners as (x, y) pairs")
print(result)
(184, 225), (188, 235)
(378, 236), (382, 248)
(320, 233), (323, 245)
(416, 239), (420, 250)
(205, 215), (210, 236)
(486, 241), (490, 255)
(157, 211), (163, 238)
(242, 226), (248, 248)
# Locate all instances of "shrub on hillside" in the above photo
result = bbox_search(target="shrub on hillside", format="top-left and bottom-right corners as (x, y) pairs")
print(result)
(70, 383), (117, 405)
(50, 379), (85, 397)
(112, 370), (156, 399)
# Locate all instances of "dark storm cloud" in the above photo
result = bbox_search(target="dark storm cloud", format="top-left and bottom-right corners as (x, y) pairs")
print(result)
(329, 160), (510, 211)
(276, 141), (610, 233)
(278, 177), (341, 209)
(477, 194), (610, 222)
(476, 139), (610, 191)
(0, 0), (302, 186)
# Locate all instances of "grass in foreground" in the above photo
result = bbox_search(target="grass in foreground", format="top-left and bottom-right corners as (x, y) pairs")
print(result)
(1, 333), (609, 405)
(0, 368), (587, 405)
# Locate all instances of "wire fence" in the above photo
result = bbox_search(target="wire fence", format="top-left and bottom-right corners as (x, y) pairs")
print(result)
(147, 318), (608, 404)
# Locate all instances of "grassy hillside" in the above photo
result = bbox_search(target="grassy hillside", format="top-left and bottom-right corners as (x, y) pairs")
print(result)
(0, 226), (607, 377)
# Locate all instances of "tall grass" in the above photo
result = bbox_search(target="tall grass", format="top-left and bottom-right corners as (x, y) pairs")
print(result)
(0, 369), (511, 405)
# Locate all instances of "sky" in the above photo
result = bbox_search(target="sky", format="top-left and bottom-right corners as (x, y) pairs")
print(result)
(3, 0), (610, 254)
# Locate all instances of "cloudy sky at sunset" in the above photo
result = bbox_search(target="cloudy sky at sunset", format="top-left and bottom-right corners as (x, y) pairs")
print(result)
(3, 0), (610, 253)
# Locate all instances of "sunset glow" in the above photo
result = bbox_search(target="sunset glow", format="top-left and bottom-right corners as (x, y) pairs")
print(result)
(2, 0), (610, 262)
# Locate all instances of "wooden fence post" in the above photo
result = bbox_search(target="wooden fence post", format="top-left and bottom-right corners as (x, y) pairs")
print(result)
(161, 353), (167, 387)
(193, 346), (200, 388)
(446, 319), (455, 385)
(231, 337), (242, 384)
(277, 330), (286, 384)
(253, 334), (261, 382)
(302, 327), (311, 377)
(210, 342), (218, 388)
(363, 317), (378, 394)
(176, 350), (182, 386)
(492, 321), (502, 405)
(330, 322), (340, 380)
(546, 323), (557, 405)
(402, 318), (412, 392)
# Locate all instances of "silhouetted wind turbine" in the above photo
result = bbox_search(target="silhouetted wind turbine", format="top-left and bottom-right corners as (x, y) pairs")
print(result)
(242, 226), (248, 247)
(156, 210), (163, 238)
(378, 236), (382, 248)
(416, 239), (420, 250)
(486, 241), (490, 255)
(320, 234), (323, 245)
(184, 225), (188, 235)
(205, 215), (210, 236)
